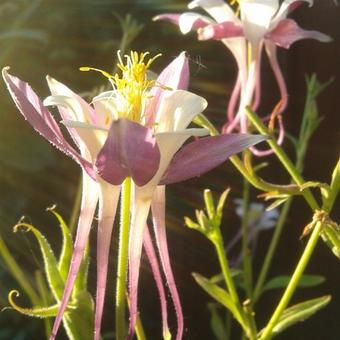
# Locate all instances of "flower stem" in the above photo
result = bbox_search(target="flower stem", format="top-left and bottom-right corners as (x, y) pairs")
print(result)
(241, 179), (253, 300)
(259, 221), (322, 340)
(245, 107), (319, 210)
(212, 232), (254, 338)
(253, 198), (292, 303)
(115, 177), (132, 340)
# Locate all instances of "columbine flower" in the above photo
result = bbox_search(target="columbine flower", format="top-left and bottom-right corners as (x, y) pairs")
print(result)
(3, 51), (265, 340)
(154, 0), (331, 155)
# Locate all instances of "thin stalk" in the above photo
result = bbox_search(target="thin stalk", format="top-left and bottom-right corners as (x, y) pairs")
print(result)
(0, 235), (39, 304)
(245, 108), (319, 210)
(115, 177), (132, 340)
(212, 232), (252, 337)
(253, 198), (292, 303)
(241, 179), (253, 300)
(259, 221), (323, 340)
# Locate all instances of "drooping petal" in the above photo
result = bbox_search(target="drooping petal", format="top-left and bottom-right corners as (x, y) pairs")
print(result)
(146, 52), (189, 125)
(160, 134), (266, 185)
(143, 224), (170, 339)
(128, 187), (153, 340)
(155, 90), (208, 133)
(266, 18), (332, 49)
(95, 119), (161, 186)
(95, 182), (120, 340)
(50, 173), (99, 340)
(197, 21), (244, 40)
(189, 0), (239, 24)
(153, 12), (212, 34)
(151, 186), (183, 340)
(2, 68), (94, 177)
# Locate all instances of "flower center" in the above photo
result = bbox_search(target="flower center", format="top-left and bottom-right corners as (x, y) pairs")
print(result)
(80, 51), (161, 123)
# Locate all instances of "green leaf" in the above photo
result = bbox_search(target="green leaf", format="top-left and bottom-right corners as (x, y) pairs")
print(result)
(192, 273), (243, 326)
(47, 206), (73, 282)
(272, 295), (331, 334)
(7, 290), (69, 318)
(322, 159), (340, 212)
(208, 303), (227, 340)
(14, 222), (64, 301)
(321, 225), (340, 259)
(263, 275), (325, 291)
(63, 291), (94, 340)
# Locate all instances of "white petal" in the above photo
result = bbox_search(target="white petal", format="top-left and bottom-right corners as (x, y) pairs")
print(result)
(62, 120), (108, 160)
(155, 90), (207, 133)
(188, 0), (239, 24)
(45, 76), (93, 123)
(179, 12), (213, 34)
(240, 0), (279, 44)
(44, 95), (83, 121)
(92, 91), (120, 126)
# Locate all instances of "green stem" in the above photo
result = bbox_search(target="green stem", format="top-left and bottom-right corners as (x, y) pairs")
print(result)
(212, 233), (253, 338)
(115, 177), (132, 340)
(259, 221), (322, 340)
(241, 179), (253, 299)
(245, 108), (319, 210)
(0, 235), (39, 305)
(253, 198), (292, 303)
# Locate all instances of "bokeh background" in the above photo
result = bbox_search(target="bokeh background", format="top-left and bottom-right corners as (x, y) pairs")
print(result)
(0, 0), (339, 339)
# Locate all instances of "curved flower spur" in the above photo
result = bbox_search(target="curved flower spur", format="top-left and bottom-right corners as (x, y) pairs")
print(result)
(154, 0), (331, 155)
(3, 51), (265, 340)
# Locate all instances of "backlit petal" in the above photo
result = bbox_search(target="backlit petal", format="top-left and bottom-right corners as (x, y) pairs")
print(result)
(160, 134), (266, 185)
(95, 183), (120, 340)
(155, 90), (207, 133)
(146, 52), (189, 125)
(95, 119), (161, 186)
(50, 173), (99, 339)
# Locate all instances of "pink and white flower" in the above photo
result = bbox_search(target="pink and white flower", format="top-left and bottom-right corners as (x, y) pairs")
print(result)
(154, 0), (331, 155)
(3, 51), (265, 340)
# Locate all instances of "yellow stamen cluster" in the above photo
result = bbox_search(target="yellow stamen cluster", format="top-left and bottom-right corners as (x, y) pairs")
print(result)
(80, 51), (161, 123)
(113, 51), (161, 121)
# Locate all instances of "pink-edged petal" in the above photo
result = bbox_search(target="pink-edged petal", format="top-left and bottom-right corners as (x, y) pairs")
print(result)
(266, 19), (332, 49)
(151, 186), (183, 340)
(128, 188), (153, 340)
(2, 68), (95, 178)
(95, 119), (160, 186)
(160, 134), (266, 185)
(143, 224), (170, 339)
(95, 182), (120, 340)
(146, 52), (189, 125)
(50, 173), (99, 340)
(197, 21), (244, 40)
